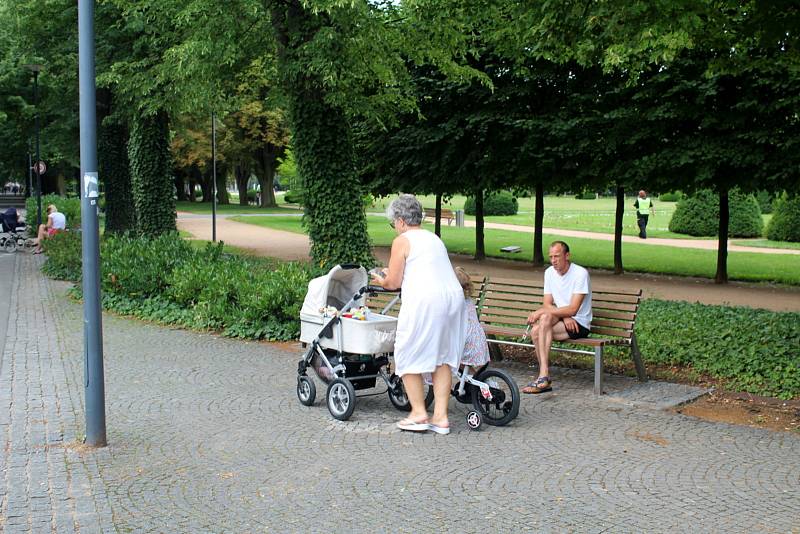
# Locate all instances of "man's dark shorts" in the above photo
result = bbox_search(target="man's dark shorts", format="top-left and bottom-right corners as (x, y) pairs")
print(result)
(565, 320), (591, 340)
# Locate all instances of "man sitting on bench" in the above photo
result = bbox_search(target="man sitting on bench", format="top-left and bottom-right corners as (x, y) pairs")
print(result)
(522, 240), (592, 394)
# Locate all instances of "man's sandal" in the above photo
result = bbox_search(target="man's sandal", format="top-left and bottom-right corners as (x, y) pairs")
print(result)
(522, 376), (552, 394)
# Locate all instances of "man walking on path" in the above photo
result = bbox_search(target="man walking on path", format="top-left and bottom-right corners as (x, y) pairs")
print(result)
(634, 190), (654, 239)
(522, 240), (592, 394)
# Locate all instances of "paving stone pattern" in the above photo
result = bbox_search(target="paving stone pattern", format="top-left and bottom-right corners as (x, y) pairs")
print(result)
(1, 254), (799, 533)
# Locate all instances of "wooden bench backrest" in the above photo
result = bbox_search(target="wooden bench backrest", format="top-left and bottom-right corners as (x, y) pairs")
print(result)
(365, 274), (484, 317)
(478, 276), (641, 340)
(423, 207), (455, 218)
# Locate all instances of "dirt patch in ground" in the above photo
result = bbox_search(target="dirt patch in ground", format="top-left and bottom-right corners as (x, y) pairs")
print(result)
(499, 345), (800, 434)
(676, 391), (800, 434)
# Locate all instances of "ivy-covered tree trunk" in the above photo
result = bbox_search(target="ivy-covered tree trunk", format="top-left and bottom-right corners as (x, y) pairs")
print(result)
(532, 183), (544, 266)
(98, 121), (135, 233)
(128, 110), (176, 236)
(715, 187), (729, 284)
(475, 189), (485, 260)
(271, 1), (373, 268)
(614, 185), (625, 275)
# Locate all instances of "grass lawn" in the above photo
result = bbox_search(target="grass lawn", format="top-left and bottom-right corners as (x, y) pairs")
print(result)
(733, 239), (800, 250)
(175, 198), (299, 215)
(229, 215), (800, 285)
(368, 194), (695, 239)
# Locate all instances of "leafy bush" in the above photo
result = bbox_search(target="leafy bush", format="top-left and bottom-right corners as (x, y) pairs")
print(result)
(25, 194), (81, 229)
(284, 190), (305, 204)
(246, 189), (259, 203)
(574, 189), (596, 200)
(668, 189), (763, 237)
(58, 233), (316, 341)
(766, 196), (800, 242)
(658, 191), (684, 202)
(41, 231), (82, 281)
(635, 299), (800, 399)
(464, 191), (519, 216)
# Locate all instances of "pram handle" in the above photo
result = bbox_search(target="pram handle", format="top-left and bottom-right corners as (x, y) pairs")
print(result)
(364, 285), (399, 295)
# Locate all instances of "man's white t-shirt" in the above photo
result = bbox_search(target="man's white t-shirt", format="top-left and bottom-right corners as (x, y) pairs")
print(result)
(543, 263), (592, 329)
(50, 212), (66, 230)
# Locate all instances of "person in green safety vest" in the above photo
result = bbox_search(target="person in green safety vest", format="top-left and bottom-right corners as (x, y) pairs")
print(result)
(634, 190), (655, 239)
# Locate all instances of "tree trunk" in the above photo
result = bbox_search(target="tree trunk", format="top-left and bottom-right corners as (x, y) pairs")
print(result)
(715, 188), (729, 284)
(235, 165), (249, 206)
(99, 120), (135, 233)
(200, 167), (213, 202)
(434, 192), (442, 237)
(271, 0), (373, 268)
(614, 184), (625, 275)
(257, 147), (278, 207)
(215, 163), (229, 205)
(475, 189), (485, 260)
(174, 172), (186, 201)
(532, 183), (544, 266)
(128, 110), (177, 236)
(187, 180), (196, 202)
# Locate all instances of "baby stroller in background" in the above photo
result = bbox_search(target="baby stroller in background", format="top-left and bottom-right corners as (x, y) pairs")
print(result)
(0, 208), (33, 253)
(296, 264), (433, 421)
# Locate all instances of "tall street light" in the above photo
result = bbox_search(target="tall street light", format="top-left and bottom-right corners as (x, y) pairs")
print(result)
(24, 63), (43, 226)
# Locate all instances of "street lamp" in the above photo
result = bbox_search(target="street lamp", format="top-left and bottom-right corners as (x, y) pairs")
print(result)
(24, 63), (43, 227)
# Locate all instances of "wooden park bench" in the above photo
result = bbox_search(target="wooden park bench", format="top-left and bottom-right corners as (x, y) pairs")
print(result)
(423, 207), (455, 226)
(475, 276), (647, 395)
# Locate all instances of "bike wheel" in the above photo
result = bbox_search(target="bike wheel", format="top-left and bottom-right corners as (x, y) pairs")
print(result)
(470, 368), (520, 426)
(3, 239), (16, 253)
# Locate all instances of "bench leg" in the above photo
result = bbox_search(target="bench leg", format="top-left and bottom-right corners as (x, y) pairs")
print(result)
(594, 346), (603, 395)
(630, 333), (647, 382)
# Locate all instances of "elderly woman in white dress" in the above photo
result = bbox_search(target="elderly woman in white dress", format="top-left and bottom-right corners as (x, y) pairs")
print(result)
(370, 194), (465, 434)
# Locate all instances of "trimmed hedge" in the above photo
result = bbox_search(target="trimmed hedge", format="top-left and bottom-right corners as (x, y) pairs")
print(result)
(25, 194), (81, 229)
(766, 196), (800, 242)
(658, 191), (684, 202)
(284, 189), (305, 204)
(464, 191), (518, 216)
(668, 189), (763, 237)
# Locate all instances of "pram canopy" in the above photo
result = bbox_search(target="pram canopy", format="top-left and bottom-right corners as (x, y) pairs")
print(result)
(300, 264), (368, 315)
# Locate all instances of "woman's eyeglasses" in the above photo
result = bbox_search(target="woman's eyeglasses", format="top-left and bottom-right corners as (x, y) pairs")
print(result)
(389, 220), (396, 229)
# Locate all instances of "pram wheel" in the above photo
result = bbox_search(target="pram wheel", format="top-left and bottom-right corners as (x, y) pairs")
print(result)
(326, 378), (356, 421)
(3, 239), (16, 253)
(470, 368), (520, 426)
(387, 374), (434, 412)
(297, 376), (316, 406)
(23, 238), (35, 251)
(466, 410), (482, 430)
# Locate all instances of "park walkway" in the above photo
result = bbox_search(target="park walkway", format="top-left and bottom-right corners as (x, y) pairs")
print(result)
(1, 253), (800, 532)
(177, 214), (800, 312)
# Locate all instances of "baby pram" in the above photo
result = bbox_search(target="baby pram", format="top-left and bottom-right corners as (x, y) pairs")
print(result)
(0, 208), (32, 253)
(296, 264), (430, 421)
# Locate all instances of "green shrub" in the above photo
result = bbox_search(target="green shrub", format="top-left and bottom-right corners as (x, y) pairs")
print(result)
(766, 195), (800, 242)
(668, 189), (763, 237)
(635, 299), (800, 399)
(284, 190), (305, 204)
(574, 189), (596, 200)
(25, 194), (81, 229)
(41, 231), (82, 281)
(59, 233), (317, 341)
(658, 191), (684, 202)
(755, 190), (775, 214)
(101, 233), (196, 298)
(464, 191), (519, 216)
(246, 189), (259, 203)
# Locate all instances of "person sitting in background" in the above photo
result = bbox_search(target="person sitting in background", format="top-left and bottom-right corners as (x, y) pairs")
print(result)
(33, 204), (66, 254)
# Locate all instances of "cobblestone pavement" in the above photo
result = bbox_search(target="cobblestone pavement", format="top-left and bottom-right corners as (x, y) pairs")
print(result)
(2, 254), (799, 533)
